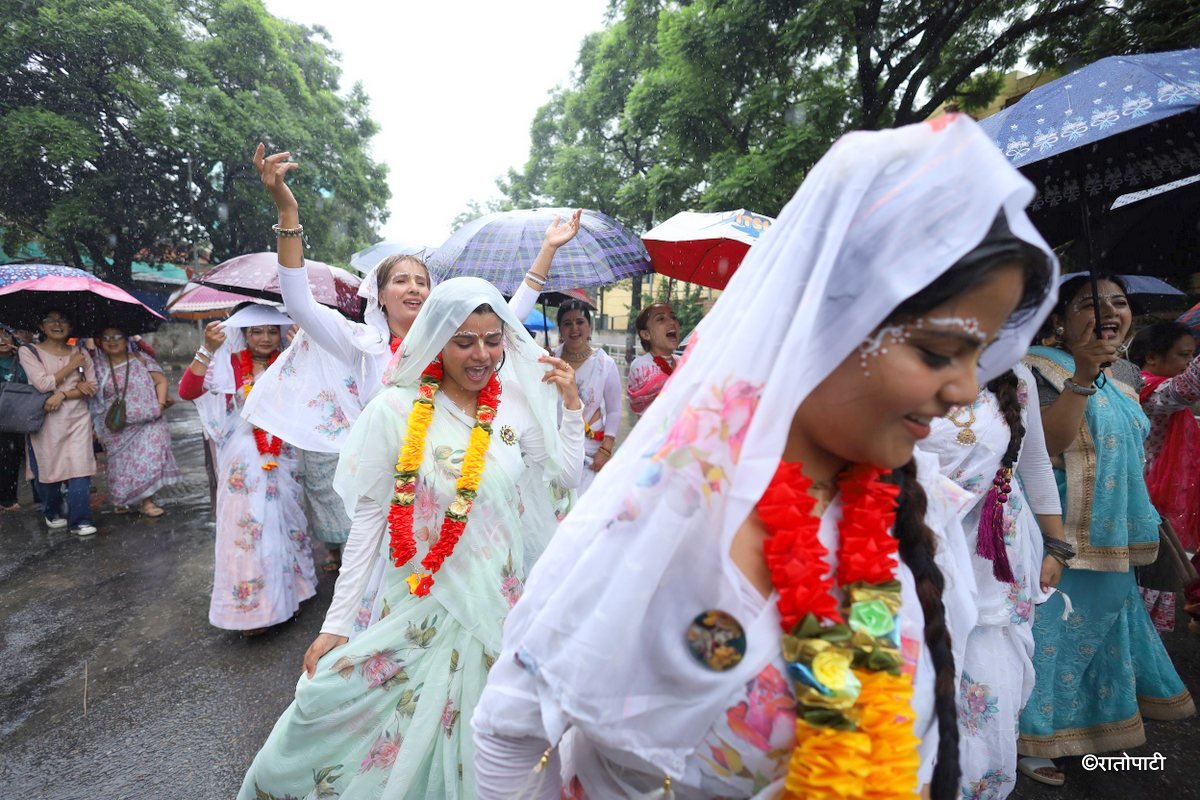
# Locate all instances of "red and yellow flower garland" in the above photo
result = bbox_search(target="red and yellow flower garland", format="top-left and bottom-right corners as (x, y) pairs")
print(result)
(757, 461), (920, 799)
(236, 349), (282, 470)
(388, 359), (501, 597)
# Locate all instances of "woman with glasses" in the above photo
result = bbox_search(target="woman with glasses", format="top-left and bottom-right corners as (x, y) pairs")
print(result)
(18, 309), (99, 536)
(89, 326), (181, 516)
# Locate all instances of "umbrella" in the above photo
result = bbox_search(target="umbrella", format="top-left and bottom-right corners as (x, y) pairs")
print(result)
(197, 252), (363, 319)
(523, 308), (556, 332)
(0, 275), (164, 334)
(1177, 301), (1200, 334)
(430, 208), (651, 294)
(166, 282), (274, 320)
(350, 240), (436, 272)
(1060, 272), (1187, 313)
(0, 263), (95, 289)
(642, 209), (776, 290)
(978, 47), (1200, 330)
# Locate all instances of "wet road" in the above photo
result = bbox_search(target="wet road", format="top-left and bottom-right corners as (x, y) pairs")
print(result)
(1, 401), (1197, 799)
(0, 402), (336, 799)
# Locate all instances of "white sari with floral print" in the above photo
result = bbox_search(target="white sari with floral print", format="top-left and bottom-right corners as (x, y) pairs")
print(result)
(239, 339), (581, 798)
(919, 362), (1060, 800)
(195, 378), (317, 631)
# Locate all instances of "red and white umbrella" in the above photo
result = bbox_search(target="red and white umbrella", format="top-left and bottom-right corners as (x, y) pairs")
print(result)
(642, 209), (775, 290)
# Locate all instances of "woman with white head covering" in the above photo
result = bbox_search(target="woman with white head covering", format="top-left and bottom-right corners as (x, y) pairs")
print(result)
(178, 304), (317, 635)
(239, 277), (585, 799)
(244, 145), (582, 574)
(471, 114), (1059, 800)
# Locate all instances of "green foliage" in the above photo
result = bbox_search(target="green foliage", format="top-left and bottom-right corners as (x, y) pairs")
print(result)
(0, 0), (389, 281)
(1027, 0), (1200, 70)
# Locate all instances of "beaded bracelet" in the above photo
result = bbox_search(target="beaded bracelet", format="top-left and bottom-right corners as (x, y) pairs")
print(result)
(272, 223), (305, 238)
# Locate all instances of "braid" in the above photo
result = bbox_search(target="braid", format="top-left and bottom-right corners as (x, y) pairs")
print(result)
(886, 459), (960, 799)
(986, 369), (1024, 470)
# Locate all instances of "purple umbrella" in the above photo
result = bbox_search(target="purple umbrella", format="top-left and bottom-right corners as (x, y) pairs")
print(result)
(196, 252), (363, 319)
(0, 263), (95, 289)
(429, 208), (651, 294)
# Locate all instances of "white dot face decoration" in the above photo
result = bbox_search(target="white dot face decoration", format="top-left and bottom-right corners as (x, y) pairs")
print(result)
(858, 316), (984, 376)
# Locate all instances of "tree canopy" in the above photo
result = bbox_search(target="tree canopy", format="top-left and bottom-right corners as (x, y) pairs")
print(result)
(0, 0), (389, 282)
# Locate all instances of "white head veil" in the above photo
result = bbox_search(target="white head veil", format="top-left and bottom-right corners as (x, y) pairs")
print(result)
(195, 303), (291, 440)
(488, 115), (1060, 773)
(334, 276), (568, 515)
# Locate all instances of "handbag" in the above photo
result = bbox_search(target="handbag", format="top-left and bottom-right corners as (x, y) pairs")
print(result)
(104, 354), (131, 433)
(1137, 518), (1200, 593)
(0, 381), (49, 433)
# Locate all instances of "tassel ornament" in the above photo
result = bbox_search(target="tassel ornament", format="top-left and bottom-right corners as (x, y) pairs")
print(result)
(976, 467), (1016, 583)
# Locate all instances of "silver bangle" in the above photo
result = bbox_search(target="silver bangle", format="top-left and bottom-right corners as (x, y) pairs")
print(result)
(525, 272), (547, 287)
(1063, 378), (1098, 396)
(197, 346), (213, 358)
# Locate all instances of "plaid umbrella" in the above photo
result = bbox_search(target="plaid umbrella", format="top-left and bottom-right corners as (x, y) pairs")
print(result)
(197, 252), (363, 319)
(0, 263), (95, 289)
(430, 208), (650, 294)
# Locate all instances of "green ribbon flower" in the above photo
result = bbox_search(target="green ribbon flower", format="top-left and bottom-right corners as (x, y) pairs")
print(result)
(848, 599), (896, 638)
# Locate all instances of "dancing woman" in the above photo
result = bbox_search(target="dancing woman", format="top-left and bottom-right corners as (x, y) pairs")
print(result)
(921, 362), (1065, 800)
(240, 278), (584, 798)
(472, 115), (1057, 800)
(178, 305), (317, 634)
(245, 145), (581, 572)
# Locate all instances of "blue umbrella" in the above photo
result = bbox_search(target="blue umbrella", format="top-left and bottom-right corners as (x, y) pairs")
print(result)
(0, 263), (94, 289)
(977, 48), (1200, 250)
(522, 308), (556, 332)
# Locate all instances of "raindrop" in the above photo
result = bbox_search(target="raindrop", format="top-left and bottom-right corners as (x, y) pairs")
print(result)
(107, 234), (118, 248)
(784, 105), (808, 127)
(218, 204), (229, 222)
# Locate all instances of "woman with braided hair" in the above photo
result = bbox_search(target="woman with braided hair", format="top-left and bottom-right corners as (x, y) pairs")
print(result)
(471, 115), (1058, 800)
(921, 364), (1065, 799)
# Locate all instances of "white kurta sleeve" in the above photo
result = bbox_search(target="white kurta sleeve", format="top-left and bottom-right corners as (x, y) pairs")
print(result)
(601, 357), (622, 436)
(320, 496), (386, 637)
(277, 264), (364, 364)
(472, 652), (561, 799)
(508, 283), (539, 324)
(1014, 364), (1062, 516)
(520, 404), (585, 488)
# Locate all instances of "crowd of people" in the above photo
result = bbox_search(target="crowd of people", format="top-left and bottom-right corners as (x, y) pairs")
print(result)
(2, 114), (1197, 800)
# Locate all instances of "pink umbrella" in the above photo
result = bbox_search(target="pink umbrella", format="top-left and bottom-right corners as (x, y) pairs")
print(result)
(165, 283), (274, 320)
(196, 252), (363, 319)
(0, 275), (164, 334)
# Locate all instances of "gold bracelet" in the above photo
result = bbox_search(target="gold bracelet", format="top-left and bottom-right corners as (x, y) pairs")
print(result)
(272, 222), (305, 238)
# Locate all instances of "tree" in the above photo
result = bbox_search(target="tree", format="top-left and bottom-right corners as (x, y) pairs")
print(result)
(0, 0), (389, 282)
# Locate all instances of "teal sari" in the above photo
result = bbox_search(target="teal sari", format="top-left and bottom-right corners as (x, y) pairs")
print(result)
(1018, 348), (1194, 757)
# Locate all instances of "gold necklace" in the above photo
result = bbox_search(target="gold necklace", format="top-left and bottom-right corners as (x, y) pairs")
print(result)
(563, 347), (591, 365)
(946, 403), (977, 445)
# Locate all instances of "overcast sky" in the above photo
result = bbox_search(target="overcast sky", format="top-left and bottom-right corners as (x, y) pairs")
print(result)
(261, 0), (612, 250)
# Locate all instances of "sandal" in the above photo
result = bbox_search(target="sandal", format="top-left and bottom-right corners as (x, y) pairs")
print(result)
(240, 627), (268, 638)
(112, 505), (131, 514)
(139, 500), (165, 518)
(321, 557), (342, 573)
(1018, 757), (1065, 787)
(0, 502), (20, 512)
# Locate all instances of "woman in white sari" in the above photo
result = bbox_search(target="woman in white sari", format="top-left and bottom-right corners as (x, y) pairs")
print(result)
(177, 304), (317, 634)
(919, 363), (1066, 799)
(245, 144), (581, 573)
(240, 278), (585, 799)
(554, 299), (622, 494)
(472, 115), (1059, 800)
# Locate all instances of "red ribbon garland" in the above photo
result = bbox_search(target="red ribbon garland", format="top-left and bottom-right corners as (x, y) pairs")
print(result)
(653, 354), (675, 376)
(236, 349), (283, 468)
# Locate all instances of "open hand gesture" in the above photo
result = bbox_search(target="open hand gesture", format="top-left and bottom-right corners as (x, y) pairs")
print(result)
(539, 355), (581, 410)
(203, 321), (227, 353)
(544, 209), (582, 250)
(253, 143), (300, 215)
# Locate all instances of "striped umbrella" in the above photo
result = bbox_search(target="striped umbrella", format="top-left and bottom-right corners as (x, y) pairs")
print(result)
(430, 208), (650, 294)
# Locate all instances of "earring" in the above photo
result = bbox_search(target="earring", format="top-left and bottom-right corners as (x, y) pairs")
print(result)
(495, 351), (507, 373)
(1054, 326), (1064, 335)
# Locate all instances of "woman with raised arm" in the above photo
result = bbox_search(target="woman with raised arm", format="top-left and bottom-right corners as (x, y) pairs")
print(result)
(245, 145), (580, 575)
(239, 277), (584, 799)
(472, 115), (1058, 800)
